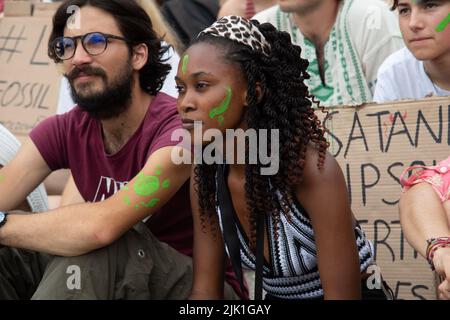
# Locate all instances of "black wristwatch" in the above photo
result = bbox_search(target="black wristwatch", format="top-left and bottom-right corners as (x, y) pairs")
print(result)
(0, 211), (8, 228)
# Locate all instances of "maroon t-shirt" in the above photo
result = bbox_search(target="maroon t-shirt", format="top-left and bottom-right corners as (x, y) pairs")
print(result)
(30, 93), (192, 254)
(29, 92), (246, 299)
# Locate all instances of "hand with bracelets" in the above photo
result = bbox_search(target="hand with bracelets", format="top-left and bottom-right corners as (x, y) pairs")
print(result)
(426, 237), (450, 300)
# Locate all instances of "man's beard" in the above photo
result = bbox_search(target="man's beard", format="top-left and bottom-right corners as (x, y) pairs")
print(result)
(67, 63), (134, 120)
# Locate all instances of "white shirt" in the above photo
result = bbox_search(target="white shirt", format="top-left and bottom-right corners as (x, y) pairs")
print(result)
(374, 47), (450, 103)
(253, 0), (404, 106)
(57, 44), (180, 114)
(0, 124), (49, 212)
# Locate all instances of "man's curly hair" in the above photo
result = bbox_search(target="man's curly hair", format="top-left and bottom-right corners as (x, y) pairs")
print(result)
(191, 21), (329, 249)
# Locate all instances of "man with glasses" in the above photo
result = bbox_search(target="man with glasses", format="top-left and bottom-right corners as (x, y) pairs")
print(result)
(0, 0), (243, 300)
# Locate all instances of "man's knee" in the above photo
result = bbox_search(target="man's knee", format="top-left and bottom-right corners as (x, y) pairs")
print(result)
(32, 224), (194, 300)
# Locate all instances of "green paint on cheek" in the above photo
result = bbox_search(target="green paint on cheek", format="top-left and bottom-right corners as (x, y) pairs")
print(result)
(209, 86), (232, 124)
(182, 54), (189, 74)
(162, 179), (170, 189)
(124, 195), (131, 206)
(0, 174), (4, 182)
(436, 13), (450, 32)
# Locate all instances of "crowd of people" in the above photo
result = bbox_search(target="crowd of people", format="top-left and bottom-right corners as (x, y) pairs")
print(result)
(0, 0), (449, 300)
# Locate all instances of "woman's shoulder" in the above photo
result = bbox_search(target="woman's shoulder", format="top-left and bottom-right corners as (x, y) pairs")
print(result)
(297, 145), (343, 190)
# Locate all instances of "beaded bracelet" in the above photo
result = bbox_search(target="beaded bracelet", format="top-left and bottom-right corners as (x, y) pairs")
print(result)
(426, 237), (450, 270)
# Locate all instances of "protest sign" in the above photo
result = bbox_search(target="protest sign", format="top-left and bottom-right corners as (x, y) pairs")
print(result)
(0, 14), (60, 138)
(320, 96), (450, 299)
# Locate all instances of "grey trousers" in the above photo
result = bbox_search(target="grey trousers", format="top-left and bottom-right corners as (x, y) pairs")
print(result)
(0, 223), (194, 300)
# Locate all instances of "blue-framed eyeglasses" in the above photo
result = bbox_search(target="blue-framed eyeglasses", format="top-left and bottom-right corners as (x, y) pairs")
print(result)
(51, 32), (130, 60)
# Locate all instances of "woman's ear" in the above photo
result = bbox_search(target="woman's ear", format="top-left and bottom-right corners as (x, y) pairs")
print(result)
(255, 82), (263, 104)
(243, 82), (264, 107)
(131, 43), (148, 71)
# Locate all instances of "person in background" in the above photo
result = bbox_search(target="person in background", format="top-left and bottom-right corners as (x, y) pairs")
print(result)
(138, 0), (184, 53)
(160, 0), (220, 48)
(218, 0), (277, 19)
(373, 0), (450, 102)
(252, 0), (404, 106)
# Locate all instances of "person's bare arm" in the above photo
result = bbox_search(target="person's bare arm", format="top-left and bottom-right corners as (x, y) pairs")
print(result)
(189, 165), (226, 299)
(296, 148), (361, 299)
(0, 146), (190, 257)
(44, 169), (70, 196)
(0, 138), (52, 211)
(399, 183), (450, 299)
(0, 165), (30, 212)
(60, 174), (85, 206)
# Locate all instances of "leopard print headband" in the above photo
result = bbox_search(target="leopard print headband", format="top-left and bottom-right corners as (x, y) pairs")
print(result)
(198, 15), (271, 57)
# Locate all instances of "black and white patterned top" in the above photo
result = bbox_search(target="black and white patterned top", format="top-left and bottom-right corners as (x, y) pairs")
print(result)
(216, 187), (374, 300)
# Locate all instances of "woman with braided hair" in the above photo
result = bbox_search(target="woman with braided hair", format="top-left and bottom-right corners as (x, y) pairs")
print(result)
(175, 16), (390, 300)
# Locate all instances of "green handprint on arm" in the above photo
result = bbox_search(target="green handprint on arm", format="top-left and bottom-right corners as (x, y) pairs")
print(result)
(123, 166), (170, 209)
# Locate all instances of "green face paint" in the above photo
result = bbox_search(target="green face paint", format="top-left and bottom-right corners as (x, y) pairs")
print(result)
(124, 195), (131, 206)
(209, 86), (232, 125)
(182, 54), (189, 75)
(436, 13), (450, 32)
(0, 174), (4, 182)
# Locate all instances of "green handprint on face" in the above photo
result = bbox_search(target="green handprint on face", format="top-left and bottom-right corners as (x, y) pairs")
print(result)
(209, 86), (232, 125)
(123, 166), (170, 209)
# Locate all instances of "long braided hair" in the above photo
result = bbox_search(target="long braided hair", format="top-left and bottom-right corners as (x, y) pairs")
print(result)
(192, 21), (329, 249)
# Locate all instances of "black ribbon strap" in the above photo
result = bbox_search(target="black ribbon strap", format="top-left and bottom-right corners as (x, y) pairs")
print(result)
(216, 164), (266, 300)
(216, 164), (246, 296)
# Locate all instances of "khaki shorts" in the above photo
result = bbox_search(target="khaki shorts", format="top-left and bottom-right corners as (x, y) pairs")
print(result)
(0, 221), (238, 300)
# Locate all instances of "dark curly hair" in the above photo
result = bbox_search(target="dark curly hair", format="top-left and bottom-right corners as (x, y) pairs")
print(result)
(48, 0), (170, 96)
(192, 21), (329, 249)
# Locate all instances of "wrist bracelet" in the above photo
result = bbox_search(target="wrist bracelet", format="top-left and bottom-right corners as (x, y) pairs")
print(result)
(426, 237), (450, 270)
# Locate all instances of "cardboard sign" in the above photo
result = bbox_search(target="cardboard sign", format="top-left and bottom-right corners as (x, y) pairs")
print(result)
(0, 16), (60, 138)
(320, 96), (450, 300)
